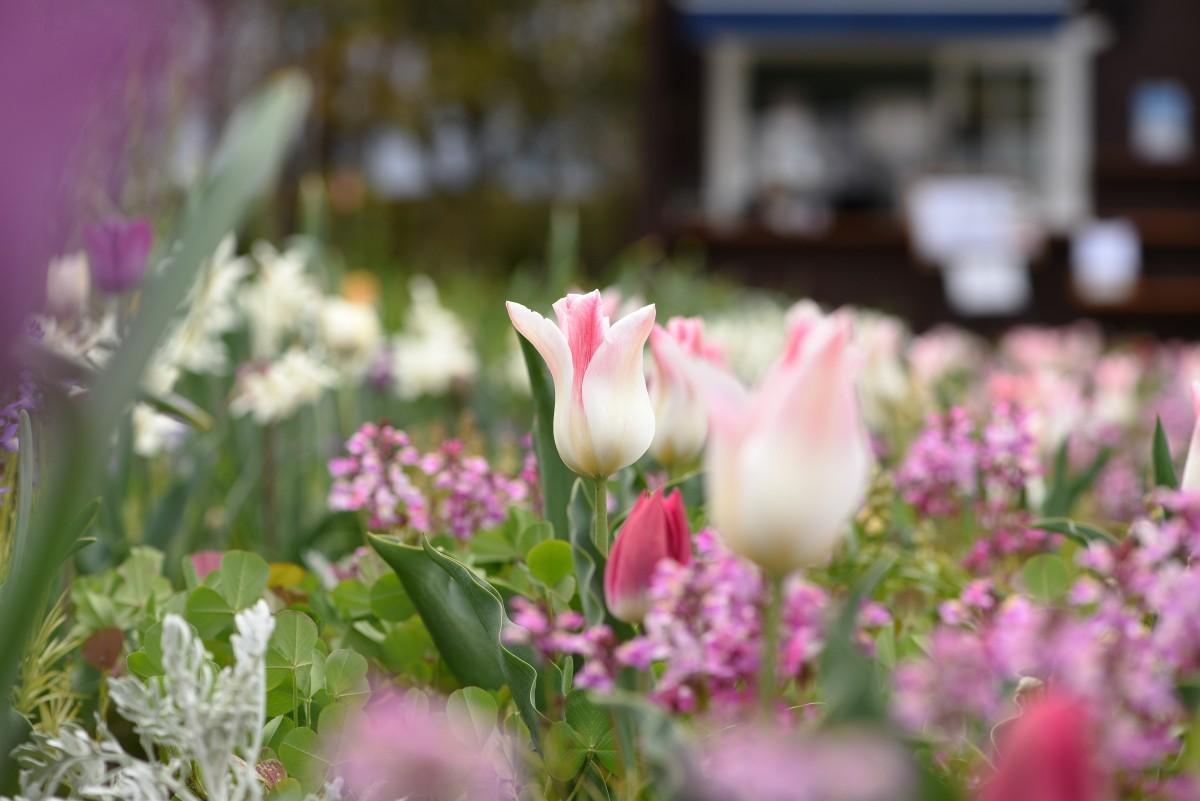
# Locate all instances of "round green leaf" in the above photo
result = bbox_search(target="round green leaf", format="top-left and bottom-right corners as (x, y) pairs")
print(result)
(526, 540), (574, 588)
(218, 550), (270, 610)
(278, 727), (329, 794)
(543, 721), (586, 782)
(185, 586), (234, 640)
(369, 573), (416, 621)
(1022, 553), (1071, 604)
(267, 610), (318, 691)
(324, 649), (369, 706)
(447, 686), (498, 744)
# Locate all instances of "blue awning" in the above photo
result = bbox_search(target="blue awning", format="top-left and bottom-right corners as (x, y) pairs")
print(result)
(675, 0), (1071, 42)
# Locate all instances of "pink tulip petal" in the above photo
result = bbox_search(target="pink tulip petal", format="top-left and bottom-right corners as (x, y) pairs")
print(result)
(507, 300), (572, 399)
(553, 290), (608, 406)
(580, 303), (656, 477)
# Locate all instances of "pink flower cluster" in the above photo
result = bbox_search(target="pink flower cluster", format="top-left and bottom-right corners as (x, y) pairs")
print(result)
(328, 422), (530, 539)
(895, 492), (1200, 794)
(505, 530), (830, 715)
(898, 403), (1040, 519)
(897, 403), (1054, 571)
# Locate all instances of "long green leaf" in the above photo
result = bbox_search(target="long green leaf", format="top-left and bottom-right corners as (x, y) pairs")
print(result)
(518, 336), (573, 539)
(369, 535), (541, 746)
(0, 73), (311, 760)
(8, 412), (35, 581)
(1031, 517), (1118, 546)
(818, 554), (896, 725)
(1153, 416), (1178, 490)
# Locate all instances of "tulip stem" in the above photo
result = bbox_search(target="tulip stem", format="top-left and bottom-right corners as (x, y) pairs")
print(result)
(758, 574), (785, 718)
(594, 477), (609, 557)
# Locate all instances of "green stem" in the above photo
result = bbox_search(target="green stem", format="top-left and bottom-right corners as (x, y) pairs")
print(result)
(758, 575), (785, 717)
(594, 476), (609, 557)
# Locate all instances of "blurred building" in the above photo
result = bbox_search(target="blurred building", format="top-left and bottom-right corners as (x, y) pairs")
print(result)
(642, 0), (1200, 333)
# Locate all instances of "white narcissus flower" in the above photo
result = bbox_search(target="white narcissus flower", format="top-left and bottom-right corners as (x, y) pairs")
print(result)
(647, 317), (724, 469)
(229, 348), (337, 424)
(507, 290), (656, 479)
(688, 309), (873, 576)
(132, 403), (188, 457)
(240, 241), (322, 359)
(319, 296), (382, 377)
(390, 277), (478, 399)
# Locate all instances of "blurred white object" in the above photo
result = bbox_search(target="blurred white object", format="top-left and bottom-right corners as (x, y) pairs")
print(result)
(240, 241), (322, 359)
(230, 347), (338, 424)
(390, 276), (478, 400)
(365, 126), (428, 198)
(132, 403), (187, 457)
(757, 95), (825, 195)
(907, 177), (1039, 316)
(1131, 80), (1193, 164)
(756, 94), (830, 234)
(320, 297), (383, 378)
(46, 251), (90, 317)
(1071, 219), (1141, 304)
(857, 94), (932, 179)
(942, 252), (1032, 316)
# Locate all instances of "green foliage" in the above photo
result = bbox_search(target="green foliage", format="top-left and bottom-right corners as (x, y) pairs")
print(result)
(1153, 416), (1179, 490)
(369, 534), (541, 745)
(1021, 553), (1072, 604)
(519, 336), (574, 540)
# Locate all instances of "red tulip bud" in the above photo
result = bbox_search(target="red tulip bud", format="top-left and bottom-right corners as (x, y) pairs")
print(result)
(982, 692), (1106, 801)
(604, 489), (691, 622)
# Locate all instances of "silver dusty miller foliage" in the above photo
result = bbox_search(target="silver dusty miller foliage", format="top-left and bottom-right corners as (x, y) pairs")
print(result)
(3, 600), (341, 801)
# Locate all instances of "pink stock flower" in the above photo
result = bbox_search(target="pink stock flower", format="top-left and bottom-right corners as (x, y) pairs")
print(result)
(604, 489), (691, 622)
(190, 550), (223, 581)
(507, 290), (656, 478)
(84, 217), (153, 293)
(688, 309), (872, 576)
(647, 316), (724, 468)
(336, 691), (514, 801)
(693, 725), (914, 801)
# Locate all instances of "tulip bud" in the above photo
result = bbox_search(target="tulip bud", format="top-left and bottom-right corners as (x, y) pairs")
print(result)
(689, 309), (872, 577)
(84, 217), (153, 293)
(604, 489), (691, 622)
(507, 290), (656, 479)
(648, 317), (724, 469)
(1181, 381), (1200, 493)
(982, 692), (1106, 801)
(45, 251), (91, 316)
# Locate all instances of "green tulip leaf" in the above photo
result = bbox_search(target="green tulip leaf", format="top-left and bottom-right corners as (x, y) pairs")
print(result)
(369, 534), (541, 746)
(519, 336), (573, 539)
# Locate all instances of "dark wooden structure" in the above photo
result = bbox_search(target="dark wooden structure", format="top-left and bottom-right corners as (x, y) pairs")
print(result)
(641, 0), (1200, 336)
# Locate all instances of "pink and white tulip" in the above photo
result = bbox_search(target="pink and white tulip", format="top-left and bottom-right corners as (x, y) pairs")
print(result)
(1182, 380), (1200, 493)
(604, 489), (691, 622)
(689, 309), (872, 576)
(507, 290), (656, 478)
(648, 317), (724, 468)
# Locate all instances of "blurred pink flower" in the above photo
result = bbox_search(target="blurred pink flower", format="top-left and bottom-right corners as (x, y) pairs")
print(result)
(647, 316), (724, 468)
(190, 550), (223, 581)
(336, 691), (514, 801)
(693, 724), (913, 801)
(689, 309), (872, 575)
(84, 217), (153, 293)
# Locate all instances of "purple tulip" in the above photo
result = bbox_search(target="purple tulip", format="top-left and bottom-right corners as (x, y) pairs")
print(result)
(84, 218), (154, 293)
